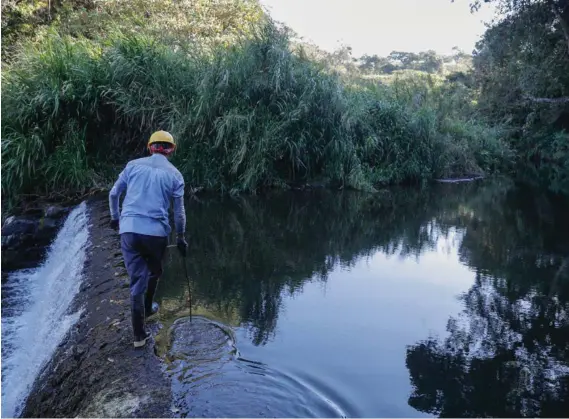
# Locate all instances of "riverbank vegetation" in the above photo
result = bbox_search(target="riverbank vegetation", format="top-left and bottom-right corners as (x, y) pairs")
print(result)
(469, 0), (569, 194)
(2, 0), (568, 212)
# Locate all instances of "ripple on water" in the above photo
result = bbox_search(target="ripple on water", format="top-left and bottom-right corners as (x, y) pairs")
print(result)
(166, 317), (347, 418)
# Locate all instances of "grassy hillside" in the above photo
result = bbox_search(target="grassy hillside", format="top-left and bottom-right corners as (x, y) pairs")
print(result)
(1, 1), (512, 213)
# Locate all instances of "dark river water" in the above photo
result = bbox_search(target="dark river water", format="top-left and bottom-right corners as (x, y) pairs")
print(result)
(155, 179), (569, 418)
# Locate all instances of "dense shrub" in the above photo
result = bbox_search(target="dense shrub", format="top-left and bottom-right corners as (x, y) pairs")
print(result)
(1, 23), (512, 210)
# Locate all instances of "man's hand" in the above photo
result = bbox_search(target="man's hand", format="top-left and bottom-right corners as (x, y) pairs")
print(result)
(177, 235), (188, 257)
(110, 219), (119, 231)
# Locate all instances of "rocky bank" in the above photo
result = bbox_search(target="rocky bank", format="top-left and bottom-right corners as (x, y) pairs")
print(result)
(19, 197), (173, 418)
(2, 205), (69, 275)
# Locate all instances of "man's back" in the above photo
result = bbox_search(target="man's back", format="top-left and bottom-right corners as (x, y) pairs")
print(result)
(110, 153), (184, 237)
(108, 130), (188, 349)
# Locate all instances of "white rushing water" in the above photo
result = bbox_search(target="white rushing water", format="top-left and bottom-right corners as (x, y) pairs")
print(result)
(1, 202), (90, 418)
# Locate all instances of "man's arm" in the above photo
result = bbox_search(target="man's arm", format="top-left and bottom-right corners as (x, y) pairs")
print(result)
(173, 197), (186, 236)
(172, 174), (186, 236)
(173, 174), (188, 256)
(109, 168), (128, 221)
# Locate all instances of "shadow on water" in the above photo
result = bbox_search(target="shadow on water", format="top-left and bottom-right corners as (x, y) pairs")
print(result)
(156, 179), (569, 417)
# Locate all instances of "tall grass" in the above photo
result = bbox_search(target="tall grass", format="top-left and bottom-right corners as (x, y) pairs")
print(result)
(1, 22), (512, 211)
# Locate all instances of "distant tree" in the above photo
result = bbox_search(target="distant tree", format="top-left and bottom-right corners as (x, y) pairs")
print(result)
(358, 54), (380, 72)
(388, 50), (420, 67)
(380, 62), (399, 74)
(452, 46), (471, 61)
(358, 54), (394, 73)
(328, 44), (358, 72)
(416, 50), (443, 73)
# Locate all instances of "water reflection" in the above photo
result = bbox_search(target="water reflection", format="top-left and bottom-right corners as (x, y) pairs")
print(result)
(406, 184), (569, 418)
(158, 179), (569, 417)
(160, 182), (500, 345)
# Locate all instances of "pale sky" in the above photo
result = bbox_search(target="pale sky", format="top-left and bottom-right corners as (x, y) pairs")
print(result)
(259, 0), (498, 57)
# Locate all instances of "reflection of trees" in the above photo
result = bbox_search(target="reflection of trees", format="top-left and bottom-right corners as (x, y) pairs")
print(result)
(406, 186), (569, 417)
(158, 178), (569, 414)
(159, 180), (513, 346)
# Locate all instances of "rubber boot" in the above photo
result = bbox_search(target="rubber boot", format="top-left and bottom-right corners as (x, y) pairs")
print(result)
(131, 294), (150, 348)
(145, 275), (160, 318)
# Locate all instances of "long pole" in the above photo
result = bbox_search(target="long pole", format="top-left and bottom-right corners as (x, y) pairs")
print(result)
(182, 255), (192, 323)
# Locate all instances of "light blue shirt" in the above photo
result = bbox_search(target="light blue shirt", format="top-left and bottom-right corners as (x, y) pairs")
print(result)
(109, 154), (185, 237)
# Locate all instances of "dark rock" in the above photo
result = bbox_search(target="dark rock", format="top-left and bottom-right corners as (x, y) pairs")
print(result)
(3, 216), (16, 227)
(33, 218), (61, 245)
(41, 217), (60, 230)
(2, 206), (71, 271)
(1, 218), (38, 248)
(1, 217), (37, 237)
(45, 205), (69, 219)
(1, 248), (48, 272)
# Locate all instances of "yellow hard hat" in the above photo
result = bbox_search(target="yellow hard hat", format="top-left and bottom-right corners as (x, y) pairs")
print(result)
(147, 130), (176, 151)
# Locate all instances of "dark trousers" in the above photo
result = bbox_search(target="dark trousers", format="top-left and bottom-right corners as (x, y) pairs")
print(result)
(121, 232), (167, 339)
(121, 232), (167, 297)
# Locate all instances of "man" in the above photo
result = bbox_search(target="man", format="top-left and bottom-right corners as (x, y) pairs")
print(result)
(109, 130), (188, 348)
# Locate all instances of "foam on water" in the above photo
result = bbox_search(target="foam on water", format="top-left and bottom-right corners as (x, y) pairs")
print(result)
(1, 202), (90, 418)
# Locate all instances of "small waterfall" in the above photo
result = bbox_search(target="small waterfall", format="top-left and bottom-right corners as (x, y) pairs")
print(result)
(1, 202), (90, 418)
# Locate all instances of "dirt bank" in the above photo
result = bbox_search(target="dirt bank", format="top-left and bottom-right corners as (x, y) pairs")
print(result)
(22, 197), (172, 418)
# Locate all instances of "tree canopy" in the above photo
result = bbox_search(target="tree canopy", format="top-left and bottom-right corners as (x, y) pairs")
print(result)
(1, 0), (265, 61)
(466, 0), (569, 193)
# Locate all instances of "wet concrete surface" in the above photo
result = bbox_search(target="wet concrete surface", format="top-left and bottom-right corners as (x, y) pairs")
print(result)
(22, 198), (172, 418)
